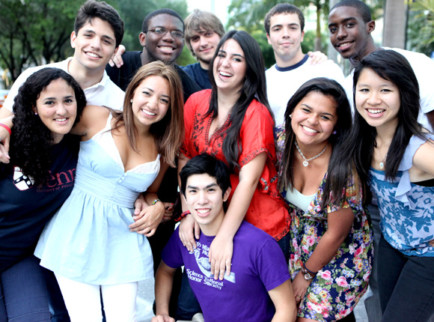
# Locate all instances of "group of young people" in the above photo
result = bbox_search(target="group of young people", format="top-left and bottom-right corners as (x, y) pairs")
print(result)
(0, 0), (432, 322)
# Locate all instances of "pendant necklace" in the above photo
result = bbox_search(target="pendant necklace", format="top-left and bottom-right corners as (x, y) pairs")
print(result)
(295, 141), (327, 167)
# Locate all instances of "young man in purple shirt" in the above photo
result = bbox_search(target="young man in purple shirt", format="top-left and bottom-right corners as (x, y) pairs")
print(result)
(152, 154), (296, 322)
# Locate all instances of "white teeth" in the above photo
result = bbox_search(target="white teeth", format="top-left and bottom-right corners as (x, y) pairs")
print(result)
(196, 209), (210, 214)
(86, 52), (99, 58)
(55, 118), (67, 122)
(367, 109), (383, 114)
(302, 125), (317, 133)
(220, 72), (231, 77)
(142, 109), (156, 116)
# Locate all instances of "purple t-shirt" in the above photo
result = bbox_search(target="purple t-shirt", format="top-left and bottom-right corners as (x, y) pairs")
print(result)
(162, 221), (290, 322)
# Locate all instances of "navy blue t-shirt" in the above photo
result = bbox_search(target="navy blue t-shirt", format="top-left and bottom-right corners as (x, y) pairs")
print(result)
(181, 62), (212, 90)
(0, 136), (79, 272)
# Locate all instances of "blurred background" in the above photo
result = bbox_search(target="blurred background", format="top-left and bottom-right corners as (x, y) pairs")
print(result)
(0, 0), (432, 93)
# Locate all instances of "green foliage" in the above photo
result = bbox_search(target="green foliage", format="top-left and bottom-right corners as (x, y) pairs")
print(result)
(0, 0), (82, 82)
(406, 0), (434, 56)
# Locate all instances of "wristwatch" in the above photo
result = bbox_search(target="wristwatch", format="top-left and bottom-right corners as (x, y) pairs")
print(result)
(301, 263), (316, 281)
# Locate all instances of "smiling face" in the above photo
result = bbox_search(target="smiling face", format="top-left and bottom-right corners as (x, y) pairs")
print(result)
(185, 173), (230, 236)
(355, 68), (400, 132)
(35, 79), (78, 144)
(190, 29), (221, 67)
(328, 6), (375, 61)
(290, 91), (338, 148)
(71, 17), (117, 71)
(213, 39), (247, 94)
(267, 13), (304, 66)
(140, 14), (184, 64)
(131, 75), (170, 130)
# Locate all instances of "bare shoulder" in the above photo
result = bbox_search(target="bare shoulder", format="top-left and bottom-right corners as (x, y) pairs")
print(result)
(76, 105), (112, 139)
(412, 138), (434, 178)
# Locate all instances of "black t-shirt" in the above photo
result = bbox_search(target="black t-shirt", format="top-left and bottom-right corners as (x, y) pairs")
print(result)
(0, 136), (79, 272)
(106, 51), (201, 103)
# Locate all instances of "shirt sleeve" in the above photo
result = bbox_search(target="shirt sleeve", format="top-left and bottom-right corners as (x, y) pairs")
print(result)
(257, 237), (291, 291)
(3, 67), (37, 112)
(180, 94), (196, 158)
(239, 101), (276, 166)
(180, 91), (210, 158)
(325, 169), (364, 215)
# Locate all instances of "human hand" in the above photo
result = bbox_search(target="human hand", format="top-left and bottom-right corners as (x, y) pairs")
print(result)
(307, 51), (328, 64)
(0, 126), (10, 163)
(179, 214), (200, 252)
(292, 271), (311, 306)
(209, 236), (233, 280)
(151, 314), (174, 322)
(161, 202), (174, 222)
(129, 201), (165, 237)
(108, 44), (126, 68)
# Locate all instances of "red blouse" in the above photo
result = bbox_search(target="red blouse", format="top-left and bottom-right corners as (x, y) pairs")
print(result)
(181, 90), (290, 240)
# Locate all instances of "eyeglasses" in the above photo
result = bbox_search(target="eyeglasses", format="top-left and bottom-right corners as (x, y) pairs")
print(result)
(148, 27), (184, 39)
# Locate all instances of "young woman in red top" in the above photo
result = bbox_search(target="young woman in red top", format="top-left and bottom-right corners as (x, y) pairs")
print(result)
(178, 30), (290, 280)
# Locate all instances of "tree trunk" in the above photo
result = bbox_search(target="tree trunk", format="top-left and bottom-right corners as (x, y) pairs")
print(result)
(314, 3), (321, 51)
(383, 0), (407, 48)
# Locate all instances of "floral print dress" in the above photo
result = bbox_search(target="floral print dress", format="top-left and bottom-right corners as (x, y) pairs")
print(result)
(284, 173), (373, 321)
(276, 126), (373, 321)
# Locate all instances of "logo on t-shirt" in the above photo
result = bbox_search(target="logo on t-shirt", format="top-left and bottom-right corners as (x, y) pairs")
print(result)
(188, 242), (236, 288)
(13, 166), (35, 191)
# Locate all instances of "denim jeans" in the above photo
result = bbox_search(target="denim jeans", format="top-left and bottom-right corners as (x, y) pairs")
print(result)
(0, 256), (69, 322)
(378, 236), (434, 322)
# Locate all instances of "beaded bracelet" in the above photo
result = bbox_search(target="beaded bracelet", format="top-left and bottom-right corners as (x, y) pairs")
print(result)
(151, 199), (161, 205)
(151, 198), (161, 205)
(174, 210), (191, 222)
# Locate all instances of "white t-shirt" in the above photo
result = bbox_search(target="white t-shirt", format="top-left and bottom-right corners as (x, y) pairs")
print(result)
(4, 57), (125, 112)
(345, 48), (434, 132)
(266, 54), (345, 127)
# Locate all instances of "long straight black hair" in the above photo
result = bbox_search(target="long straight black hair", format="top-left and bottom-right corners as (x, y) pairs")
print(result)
(279, 77), (353, 207)
(206, 30), (272, 170)
(350, 50), (426, 186)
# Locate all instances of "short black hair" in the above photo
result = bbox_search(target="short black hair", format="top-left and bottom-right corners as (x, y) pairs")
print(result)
(74, 0), (124, 47)
(141, 8), (184, 33)
(180, 154), (231, 197)
(331, 0), (372, 23)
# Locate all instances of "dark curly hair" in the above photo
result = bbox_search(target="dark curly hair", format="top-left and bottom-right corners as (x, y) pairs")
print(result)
(9, 67), (86, 185)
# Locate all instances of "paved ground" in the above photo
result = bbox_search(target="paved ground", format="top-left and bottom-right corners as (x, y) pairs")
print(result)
(136, 279), (370, 322)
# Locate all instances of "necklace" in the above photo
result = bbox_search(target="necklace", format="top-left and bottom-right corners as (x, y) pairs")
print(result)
(295, 141), (327, 167)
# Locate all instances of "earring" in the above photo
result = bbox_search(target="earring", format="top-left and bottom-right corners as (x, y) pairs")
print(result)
(34, 112), (38, 115)
(130, 99), (133, 104)
(289, 114), (292, 119)
(333, 130), (337, 135)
